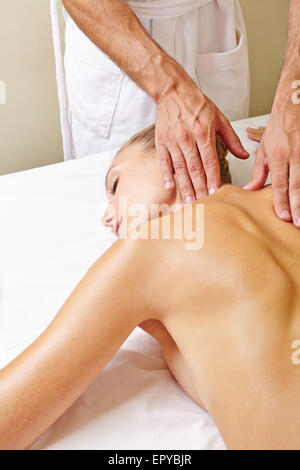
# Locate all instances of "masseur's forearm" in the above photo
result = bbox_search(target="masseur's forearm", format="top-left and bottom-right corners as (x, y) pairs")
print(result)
(62, 0), (189, 103)
(272, 0), (300, 110)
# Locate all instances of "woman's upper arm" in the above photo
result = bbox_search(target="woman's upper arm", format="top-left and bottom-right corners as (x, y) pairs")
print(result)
(0, 238), (146, 449)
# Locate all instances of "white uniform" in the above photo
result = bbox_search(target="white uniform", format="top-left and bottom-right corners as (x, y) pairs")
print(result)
(50, 0), (250, 160)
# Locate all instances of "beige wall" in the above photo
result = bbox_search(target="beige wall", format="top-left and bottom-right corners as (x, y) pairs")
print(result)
(0, 0), (64, 176)
(0, 0), (290, 176)
(240, 0), (290, 117)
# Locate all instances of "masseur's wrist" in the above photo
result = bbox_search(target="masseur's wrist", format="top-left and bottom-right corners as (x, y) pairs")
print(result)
(272, 51), (300, 113)
(147, 50), (193, 104)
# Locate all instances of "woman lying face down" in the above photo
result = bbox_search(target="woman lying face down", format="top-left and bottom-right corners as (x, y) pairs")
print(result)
(100, 125), (300, 450)
(1, 124), (299, 451)
(102, 123), (231, 237)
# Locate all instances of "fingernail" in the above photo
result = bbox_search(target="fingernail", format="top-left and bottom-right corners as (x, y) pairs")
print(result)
(280, 210), (291, 220)
(164, 180), (173, 190)
(184, 196), (195, 205)
(208, 188), (217, 195)
(243, 183), (251, 190)
(293, 216), (300, 227)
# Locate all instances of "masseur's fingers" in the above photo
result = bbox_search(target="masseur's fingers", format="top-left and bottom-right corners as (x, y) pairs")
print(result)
(169, 143), (196, 204)
(288, 157), (300, 228)
(270, 153), (291, 221)
(179, 132), (210, 199)
(156, 144), (175, 190)
(243, 146), (269, 191)
(194, 126), (219, 196)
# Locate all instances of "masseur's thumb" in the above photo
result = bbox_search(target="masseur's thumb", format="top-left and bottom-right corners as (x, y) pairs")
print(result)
(218, 117), (250, 160)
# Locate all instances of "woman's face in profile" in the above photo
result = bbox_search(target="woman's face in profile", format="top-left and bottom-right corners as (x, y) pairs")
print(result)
(102, 143), (181, 237)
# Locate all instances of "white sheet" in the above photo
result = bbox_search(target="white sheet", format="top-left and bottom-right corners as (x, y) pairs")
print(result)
(0, 114), (270, 450)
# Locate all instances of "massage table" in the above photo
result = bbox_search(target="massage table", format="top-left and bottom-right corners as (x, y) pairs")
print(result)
(0, 114), (270, 450)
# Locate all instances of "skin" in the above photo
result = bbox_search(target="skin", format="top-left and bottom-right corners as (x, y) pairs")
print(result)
(63, 0), (300, 225)
(244, 0), (300, 229)
(103, 144), (300, 450)
(1, 144), (300, 450)
(62, 0), (249, 204)
(247, 126), (265, 143)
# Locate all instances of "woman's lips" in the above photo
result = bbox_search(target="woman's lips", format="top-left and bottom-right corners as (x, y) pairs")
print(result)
(116, 219), (122, 237)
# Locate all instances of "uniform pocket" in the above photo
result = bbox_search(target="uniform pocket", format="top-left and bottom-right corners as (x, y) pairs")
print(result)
(195, 26), (250, 121)
(64, 19), (124, 138)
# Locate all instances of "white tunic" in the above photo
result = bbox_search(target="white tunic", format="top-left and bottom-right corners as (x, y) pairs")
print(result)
(50, 0), (250, 160)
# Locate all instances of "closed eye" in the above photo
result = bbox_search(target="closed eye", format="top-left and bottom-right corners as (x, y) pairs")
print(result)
(110, 177), (119, 195)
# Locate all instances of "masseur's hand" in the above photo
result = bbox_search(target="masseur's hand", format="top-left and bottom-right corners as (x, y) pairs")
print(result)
(244, 107), (300, 229)
(155, 79), (250, 204)
(62, 0), (249, 203)
(243, 0), (300, 229)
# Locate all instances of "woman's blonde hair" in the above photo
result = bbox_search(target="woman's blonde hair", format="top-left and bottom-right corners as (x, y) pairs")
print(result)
(118, 123), (231, 184)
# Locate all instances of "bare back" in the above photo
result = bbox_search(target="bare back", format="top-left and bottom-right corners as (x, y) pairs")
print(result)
(138, 184), (300, 449)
